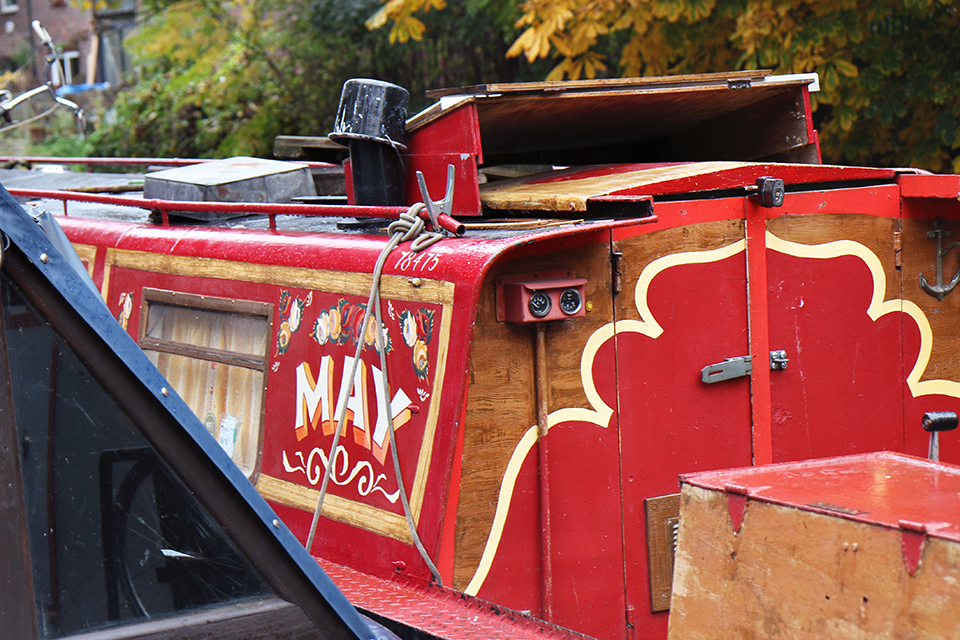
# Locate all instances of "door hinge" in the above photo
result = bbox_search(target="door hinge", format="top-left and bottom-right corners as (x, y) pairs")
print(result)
(611, 250), (623, 295)
(894, 229), (902, 269)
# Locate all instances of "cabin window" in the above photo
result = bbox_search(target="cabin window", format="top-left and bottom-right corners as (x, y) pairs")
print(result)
(0, 0), (18, 14)
(139, 289), (272, 479)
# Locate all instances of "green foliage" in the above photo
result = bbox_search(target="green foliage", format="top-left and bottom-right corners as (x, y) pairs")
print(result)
(90, 0), (352, 158)
(89, 0), (544, 158)
(372, 0), (960, 173)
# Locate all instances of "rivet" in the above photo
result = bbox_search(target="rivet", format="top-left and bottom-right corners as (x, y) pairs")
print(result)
(272, 518), (280, 528)
(161, 387), (169, 397)
(586, 301), (594, 312)
(410, 277), (422, 287)
(39, 253), (48, 263)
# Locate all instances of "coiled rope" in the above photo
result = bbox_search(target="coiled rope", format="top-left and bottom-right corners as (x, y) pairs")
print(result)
(305, 202), (444, 584)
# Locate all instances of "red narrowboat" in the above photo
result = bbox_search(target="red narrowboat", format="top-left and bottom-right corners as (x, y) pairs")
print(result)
(8, 70), (960, 639)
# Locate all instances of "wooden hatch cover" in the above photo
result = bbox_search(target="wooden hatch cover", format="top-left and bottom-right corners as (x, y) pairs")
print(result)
(408, 71), (821, 166)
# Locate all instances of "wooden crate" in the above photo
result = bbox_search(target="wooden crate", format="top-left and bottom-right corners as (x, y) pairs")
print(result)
(669, 452), (960, 639)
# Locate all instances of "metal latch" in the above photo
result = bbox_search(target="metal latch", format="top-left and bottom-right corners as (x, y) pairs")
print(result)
(701, 350), (789, 384)
(701, 355), (752, 384)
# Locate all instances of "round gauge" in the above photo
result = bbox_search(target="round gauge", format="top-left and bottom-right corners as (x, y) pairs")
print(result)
(528, 291), (552, 318)
(559, 288), (583, 315)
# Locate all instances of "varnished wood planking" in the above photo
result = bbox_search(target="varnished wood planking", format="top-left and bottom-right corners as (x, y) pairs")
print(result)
(256, 474), (413, 544)
(767, 214), (901, 308)
(425, 70), (773, 100)
(900, 216), (960, 383)
(615, 219), (747, 324)
(452, 239), (614, 590)
(669, 483), (960, 639)
(102, 248), (455, 304)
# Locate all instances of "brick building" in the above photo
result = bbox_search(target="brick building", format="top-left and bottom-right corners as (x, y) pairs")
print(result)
(0, 0), (134, 87)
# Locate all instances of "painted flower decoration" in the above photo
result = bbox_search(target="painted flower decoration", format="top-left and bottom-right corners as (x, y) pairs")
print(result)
(276, 290), (309, 356)
(279, 291), (292, 316)
(311, 299), (392, 353)
(289, 298), (304, 332)
(414, 309), (434, 344)
(399, 307), (436, 381)
(412, 339), (429, 379)
(277, 320), (292, 355)
(313, 311), (330, 345)
(362, 315), (392, 353)
(328, 307), (342, 342)
(364, 316), (377, 345)
(400, 310), (418, 347)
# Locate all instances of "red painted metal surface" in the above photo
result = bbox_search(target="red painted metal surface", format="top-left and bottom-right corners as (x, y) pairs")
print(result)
(60, 213), (644, 591)
(405, 103), (484, 216)
(49, 155), (960, 640)
(320, 559), (591, 639)
(682, 452), (960, 544)
(612, 234), (753, 640)
(514, 162), (901, 198)
(898, 172), (960, 199)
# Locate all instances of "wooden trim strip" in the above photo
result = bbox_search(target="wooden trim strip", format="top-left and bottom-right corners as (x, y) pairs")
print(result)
(143, 287), (273, 317)
(104, 249), (455, 304)
(72, 243), (97, 278)
(745, 199), (773, 466)
(140, 338), (265, 371)
(257, 474), (413, 544)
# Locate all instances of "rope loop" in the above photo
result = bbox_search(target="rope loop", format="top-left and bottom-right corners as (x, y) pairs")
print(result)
(388, 202), (443, 251)
(387, 202), (425, 242)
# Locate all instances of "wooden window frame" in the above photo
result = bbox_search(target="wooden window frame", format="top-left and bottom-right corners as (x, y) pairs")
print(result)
(137, 288), (273, 481)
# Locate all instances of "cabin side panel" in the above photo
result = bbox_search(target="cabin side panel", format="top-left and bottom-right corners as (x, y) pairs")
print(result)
(83, 243), (466, 583)
(453, 235), (625, 639)
(613, 216), (753, 639)
(900, 198), (960, 463)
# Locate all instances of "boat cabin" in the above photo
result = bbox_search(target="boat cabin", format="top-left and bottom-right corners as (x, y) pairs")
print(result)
(6, 70), (960, 640)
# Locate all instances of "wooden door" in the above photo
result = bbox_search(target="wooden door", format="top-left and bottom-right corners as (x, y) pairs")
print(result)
(763, 202), (906, 464)
(615, 215), (754, 639)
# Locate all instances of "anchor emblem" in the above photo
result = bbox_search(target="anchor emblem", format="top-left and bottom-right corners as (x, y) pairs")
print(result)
(920, 217), (960, 300)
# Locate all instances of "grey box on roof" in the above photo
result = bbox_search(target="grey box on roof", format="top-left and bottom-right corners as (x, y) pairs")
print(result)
(143, 157), (317, 206)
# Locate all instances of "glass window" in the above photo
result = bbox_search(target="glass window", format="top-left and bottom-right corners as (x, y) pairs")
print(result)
(2, 275), (270, 637)
(52, 52), (81, 86)
(139, 289), (271, 479)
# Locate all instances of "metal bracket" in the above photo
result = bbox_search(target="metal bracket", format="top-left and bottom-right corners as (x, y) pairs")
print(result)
(920, 217), (960, 300)
(770, 350), (789, 370)
(701, 350), (789, 384)
(416, 164), (455, 231)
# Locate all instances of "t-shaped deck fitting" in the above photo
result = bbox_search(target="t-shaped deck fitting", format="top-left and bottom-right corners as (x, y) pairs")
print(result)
(922, 411), (958, 461)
